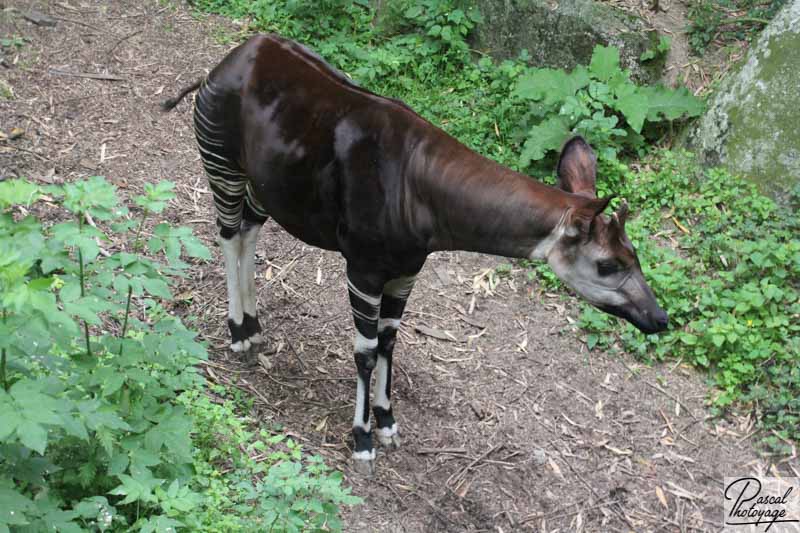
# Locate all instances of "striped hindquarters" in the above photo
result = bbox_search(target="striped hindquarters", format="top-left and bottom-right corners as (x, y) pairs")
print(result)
(193, 79), (268, 233)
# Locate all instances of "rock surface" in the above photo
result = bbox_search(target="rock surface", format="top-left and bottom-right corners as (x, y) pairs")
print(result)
(687, 0), (800, 201)
(470, 0), (663, 83)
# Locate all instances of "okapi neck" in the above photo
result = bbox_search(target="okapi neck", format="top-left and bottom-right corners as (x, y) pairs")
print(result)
(420, 145), (581, 259)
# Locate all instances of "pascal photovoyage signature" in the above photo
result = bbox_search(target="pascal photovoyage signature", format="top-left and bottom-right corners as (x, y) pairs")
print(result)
(725, 477), (799, 531)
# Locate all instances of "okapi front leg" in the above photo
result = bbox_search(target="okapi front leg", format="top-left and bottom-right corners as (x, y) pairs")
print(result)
(347, 268), (382, 475)
(373, 275), (416, 449)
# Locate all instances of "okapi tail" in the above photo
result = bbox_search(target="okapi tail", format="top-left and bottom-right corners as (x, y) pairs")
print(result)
(161, 78), (203, 111)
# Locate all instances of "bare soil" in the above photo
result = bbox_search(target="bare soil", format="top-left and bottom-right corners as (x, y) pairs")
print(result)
(1, 2), (794, 531)
(607, 0), (751, 93)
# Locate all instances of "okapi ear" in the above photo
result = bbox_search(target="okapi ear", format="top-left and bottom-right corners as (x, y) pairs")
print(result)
(565, 196), (612, 238)
(556, 136), (597, 197)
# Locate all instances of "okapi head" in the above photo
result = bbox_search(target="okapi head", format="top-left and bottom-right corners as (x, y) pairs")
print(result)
(546, 137), (668, 334)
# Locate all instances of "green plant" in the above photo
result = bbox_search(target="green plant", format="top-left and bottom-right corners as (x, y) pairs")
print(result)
(577, 153), (800, 450)
(687, 0), (788, 54)
(0, 36), (24, 48)
(640, 35), (671, 61)
(398, 1), (483, 60)
(513, 45), (703, 169)
(0, 178), (358, 531)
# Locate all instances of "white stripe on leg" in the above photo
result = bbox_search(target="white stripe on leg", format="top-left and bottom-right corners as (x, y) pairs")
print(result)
(353, 331), (378, 353)
(373, 355), (390, 410)
(353, 375), (370, 431)
(220, 234), (245, 351)
(238, 224), (261, 318)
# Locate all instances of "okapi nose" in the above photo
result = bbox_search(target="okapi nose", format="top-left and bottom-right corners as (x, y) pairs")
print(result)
(651, 308), (669, 331)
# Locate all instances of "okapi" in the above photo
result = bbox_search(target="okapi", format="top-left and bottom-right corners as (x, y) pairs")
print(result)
(162, 34), (668, 474)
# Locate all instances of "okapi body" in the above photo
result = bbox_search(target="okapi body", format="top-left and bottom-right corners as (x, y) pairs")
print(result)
(163, 34), (668, 474)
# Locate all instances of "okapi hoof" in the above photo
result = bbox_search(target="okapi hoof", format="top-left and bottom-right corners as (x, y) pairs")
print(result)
(229, 313), (265, 353)
(230, 339), (251, 353)
(352, 449), (376, 476)
(376, 424), (400, 449)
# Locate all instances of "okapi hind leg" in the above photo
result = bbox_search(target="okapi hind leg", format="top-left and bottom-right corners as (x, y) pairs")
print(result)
(218, 224), (249, 352)
(373, 275), (416, 449)
(195, 78), (255, 353)
(238, 189), (269, 347)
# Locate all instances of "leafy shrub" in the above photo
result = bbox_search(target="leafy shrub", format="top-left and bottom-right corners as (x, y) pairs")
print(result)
(513, 45), (703, 167)
(0, 178), (358, 531)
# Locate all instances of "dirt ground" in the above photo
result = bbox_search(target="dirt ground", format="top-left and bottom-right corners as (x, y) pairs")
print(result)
(1, 1), (795, 531)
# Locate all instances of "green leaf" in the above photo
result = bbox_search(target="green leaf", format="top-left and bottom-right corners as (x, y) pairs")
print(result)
(60, 280), (82, 303)
(615, 90), (649, 133)
(142, 277), (172, 299)
(135, 181), (176, 215)
(404, 5), (422, 19)
(0, 180), (40, 210)
(139, 515), (184, 533)
(0, 408), (20, 440)
(520, 116), (571, 166)
(179, 233), (211, 260)
(0, 486), (34, 525)
(515, 68), (585, 105)
(17, 420), (48, 454)
(586, 334), (599, 350)
(589, 45), (620, 82)
(640, 85), (704, 121)
(144, 408), (193, 462)
(62, 176), (119, 220)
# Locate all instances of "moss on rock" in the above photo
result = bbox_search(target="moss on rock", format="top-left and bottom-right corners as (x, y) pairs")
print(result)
(688, 0), (800, 202)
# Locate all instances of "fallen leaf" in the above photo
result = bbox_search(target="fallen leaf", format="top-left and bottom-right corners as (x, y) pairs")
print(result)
(665, 480), (702, 501)
(548, 457), (564, 480)
(603, 444), (633, 455)
(655, 486), (668, 509)
(455, 479), (470, 498)
(415, 324), (464, 342)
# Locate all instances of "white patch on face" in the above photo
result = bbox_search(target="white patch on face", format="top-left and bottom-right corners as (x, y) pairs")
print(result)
(373, 356), (390, 409)
(549, 251), (628, 308)
(353, 331), (378, 353)
(352, 448), (376, 461)
(220, 234), (243, 324)
(378, 318), (401, 332)
(352, 376), (371, 431)
(238, 224), (261, 316)
(529, 213), (568, 260)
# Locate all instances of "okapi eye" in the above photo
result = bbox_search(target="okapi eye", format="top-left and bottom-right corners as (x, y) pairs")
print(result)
(597, 260), (620, 277)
